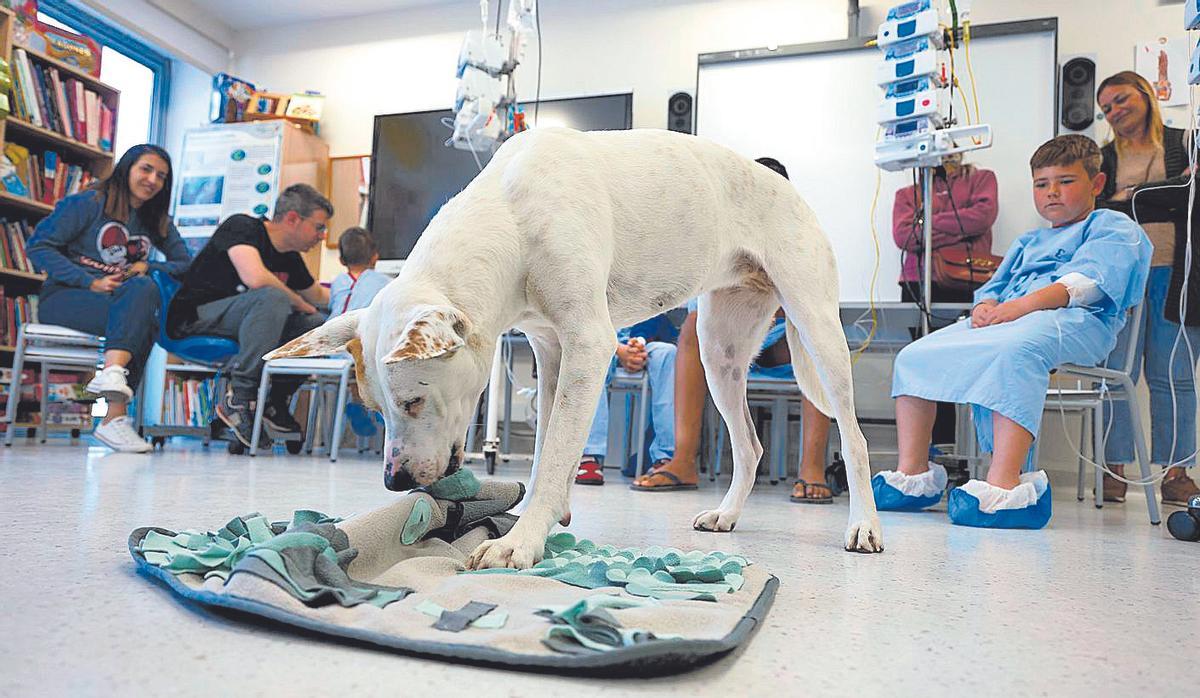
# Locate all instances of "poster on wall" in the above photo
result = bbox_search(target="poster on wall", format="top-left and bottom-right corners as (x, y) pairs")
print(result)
(1135, 37), (1188, 107)
(173, 121), (284, 244)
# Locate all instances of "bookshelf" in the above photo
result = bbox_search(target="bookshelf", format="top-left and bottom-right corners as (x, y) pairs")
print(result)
(0, 4), (119, 352)
(0, 6), (117, 438)
(6, 116), (116, 161)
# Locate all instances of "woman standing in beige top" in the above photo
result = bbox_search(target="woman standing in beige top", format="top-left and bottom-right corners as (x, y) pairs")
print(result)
(1096, 70), (1200, 507)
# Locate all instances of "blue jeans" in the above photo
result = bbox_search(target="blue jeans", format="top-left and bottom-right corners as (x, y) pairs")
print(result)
(39, 277), (160, 390)
(1103, 266), (1200, 466)
(585, 341), (676, 462)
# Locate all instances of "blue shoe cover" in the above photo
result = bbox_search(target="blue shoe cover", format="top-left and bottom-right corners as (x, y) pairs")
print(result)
(948, 473), (1052, 530)
(872, 462), (946, 511)
(345, 403), (378, 437)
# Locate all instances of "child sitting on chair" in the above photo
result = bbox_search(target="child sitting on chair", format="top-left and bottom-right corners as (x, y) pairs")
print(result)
(329, 227), (391, 318)
(329, 227), (392, 436)
(874, 134), (1152, 529)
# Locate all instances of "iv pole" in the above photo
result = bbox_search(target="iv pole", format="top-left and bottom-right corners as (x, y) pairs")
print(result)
(921, 164), (934, 335)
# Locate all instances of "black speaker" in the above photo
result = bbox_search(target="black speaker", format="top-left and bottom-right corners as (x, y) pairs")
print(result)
(1060, 57), (1096, 132)
(667, 92), (693, 134)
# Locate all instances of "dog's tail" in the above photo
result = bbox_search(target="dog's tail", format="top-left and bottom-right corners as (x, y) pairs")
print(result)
(783, 318), (834, 417)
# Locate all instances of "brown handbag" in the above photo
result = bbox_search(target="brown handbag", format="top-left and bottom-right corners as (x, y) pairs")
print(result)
(931, 246), (1004, 291)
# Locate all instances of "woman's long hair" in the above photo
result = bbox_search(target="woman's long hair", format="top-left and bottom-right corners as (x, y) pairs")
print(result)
(91, 143), (174, 242)
(1097, 70), (1164, 157)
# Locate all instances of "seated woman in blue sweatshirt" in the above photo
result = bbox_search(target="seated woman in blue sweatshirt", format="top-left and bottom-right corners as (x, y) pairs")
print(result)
(27, 144), (190, 453)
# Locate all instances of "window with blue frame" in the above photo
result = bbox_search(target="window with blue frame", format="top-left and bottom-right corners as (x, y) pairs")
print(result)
(36, 0), (171, 157)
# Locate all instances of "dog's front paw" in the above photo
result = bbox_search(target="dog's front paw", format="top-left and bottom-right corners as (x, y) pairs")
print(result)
(467, 531), (545, 570)
(693, 508), (739, 532)
(844, 514), (884, 553)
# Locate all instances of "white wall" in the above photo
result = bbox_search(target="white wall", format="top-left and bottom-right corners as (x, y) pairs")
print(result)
(76, 0), (233, 74)
(163, 58), (213, 166)
(232, 0), (848, 157)
(231, 1), (1196, 158)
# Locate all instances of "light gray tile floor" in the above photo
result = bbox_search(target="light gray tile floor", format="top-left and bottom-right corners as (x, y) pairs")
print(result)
(1, 439), (1195, 697)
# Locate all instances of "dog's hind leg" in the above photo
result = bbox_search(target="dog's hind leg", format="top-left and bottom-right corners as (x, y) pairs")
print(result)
(765, 246), (884, 553)
(692, 286), (779, 532)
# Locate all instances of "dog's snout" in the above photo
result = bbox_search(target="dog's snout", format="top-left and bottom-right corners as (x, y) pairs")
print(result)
(384, 461), (419, 491)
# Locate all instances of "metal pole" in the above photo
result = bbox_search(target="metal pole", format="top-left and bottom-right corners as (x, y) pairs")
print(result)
(921, 165), (934, 335)
(501, 334), (513, 454)
(483, 338), (505, 458)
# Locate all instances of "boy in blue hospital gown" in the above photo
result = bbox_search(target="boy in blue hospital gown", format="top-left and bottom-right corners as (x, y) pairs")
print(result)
(874, 135), (1152, 529)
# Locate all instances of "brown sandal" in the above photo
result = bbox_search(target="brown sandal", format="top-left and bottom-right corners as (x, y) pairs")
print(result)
(1103, 473), (1127, 503)
(790, 479), (834, 504)
(630, 469), (698, 491)
(1162, 472), (1200, 507)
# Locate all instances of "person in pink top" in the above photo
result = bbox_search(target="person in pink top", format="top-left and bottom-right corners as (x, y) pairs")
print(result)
(891, 154), (1000, 447)
(892, 153), (1000, 296)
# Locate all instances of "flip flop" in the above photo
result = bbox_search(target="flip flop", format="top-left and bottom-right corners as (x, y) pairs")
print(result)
(630, 469), (699, 492)
(790, 479), (834, 504)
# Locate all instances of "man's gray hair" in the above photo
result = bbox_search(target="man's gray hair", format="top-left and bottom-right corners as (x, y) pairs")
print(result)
(272, 183), (334, 221)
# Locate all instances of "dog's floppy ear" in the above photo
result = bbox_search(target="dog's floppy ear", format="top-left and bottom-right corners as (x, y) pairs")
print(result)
(264, 310), (361, 360)
(384, 305), (470, 363)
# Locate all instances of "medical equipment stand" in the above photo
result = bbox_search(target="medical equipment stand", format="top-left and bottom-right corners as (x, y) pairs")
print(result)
(921, 165), (934, 335)
(481, 339), (505, 474)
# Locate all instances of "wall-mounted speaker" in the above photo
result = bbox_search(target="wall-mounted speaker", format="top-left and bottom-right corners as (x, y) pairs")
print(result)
(668, 92), (693, 134)
(1060, 56), (1097, 133)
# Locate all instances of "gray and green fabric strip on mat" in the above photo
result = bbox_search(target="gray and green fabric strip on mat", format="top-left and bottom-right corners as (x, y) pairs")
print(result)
(538, 595), (678, 654)
(136, 473), (527, 610)
(138, 510), (337, 580)
(416, 599), (510, 630)
(464, 533), (749, 601)
(138, 510), (412, 609)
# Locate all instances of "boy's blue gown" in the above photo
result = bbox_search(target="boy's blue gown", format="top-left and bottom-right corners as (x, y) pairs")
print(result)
(880, 209), (1152, 525)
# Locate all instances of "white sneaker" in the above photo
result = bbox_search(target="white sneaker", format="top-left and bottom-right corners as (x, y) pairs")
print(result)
(86, 366), (133, 401)
(93, 415), (152, 453)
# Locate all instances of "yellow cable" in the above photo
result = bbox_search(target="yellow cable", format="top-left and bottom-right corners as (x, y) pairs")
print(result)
(954, 76), (974, 125)
(853, 164), (883, 364)
(947, 41), (972, 125)
(963, 21), (981, 124)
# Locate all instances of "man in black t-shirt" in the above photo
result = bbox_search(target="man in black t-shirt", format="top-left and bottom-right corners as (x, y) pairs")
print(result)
(171, 183), (332, 446)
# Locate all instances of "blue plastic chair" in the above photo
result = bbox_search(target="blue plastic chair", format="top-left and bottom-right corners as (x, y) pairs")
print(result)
(150, 270), (239, 365)
(142, 271), (240, 447)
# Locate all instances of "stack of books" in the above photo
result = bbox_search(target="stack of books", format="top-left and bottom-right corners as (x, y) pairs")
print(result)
(2, 143), (94, 205)
(0, 368), (93, 428)
(0, 218), (36, 273)
(162, 375), (216, 427)
(0, 286), (38, 345)
(9, 48), (115, 152)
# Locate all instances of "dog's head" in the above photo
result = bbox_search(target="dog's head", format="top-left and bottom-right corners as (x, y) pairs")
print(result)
(265, 300), (489, 491)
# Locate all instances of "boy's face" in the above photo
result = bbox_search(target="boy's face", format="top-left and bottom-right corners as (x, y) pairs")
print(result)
(1032, 162), (1106, 227)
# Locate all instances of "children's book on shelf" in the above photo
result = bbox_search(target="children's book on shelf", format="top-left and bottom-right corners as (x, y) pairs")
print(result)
(0, 367), (94, 428)
(0, 142), (93, 205)
(0, 285), (39, 345)
(8, 47), (114, 152)
(0, 218), (36, 273)
(161, 374), (216, 427)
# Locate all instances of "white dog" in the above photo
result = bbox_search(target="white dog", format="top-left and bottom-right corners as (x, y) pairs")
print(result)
(268, 128), (883, 568)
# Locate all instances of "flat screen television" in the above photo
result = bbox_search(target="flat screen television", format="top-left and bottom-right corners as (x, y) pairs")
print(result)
(369, 93), (633, 259)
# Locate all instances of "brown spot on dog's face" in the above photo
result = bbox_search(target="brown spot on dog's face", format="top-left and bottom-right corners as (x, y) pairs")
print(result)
(345, 337), (380, 412)
(384, 307), (469, 363)
(402, 396), (425, 417)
